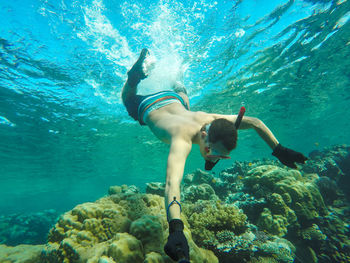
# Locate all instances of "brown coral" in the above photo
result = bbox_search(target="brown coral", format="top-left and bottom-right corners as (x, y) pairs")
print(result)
(184, 200), (247, 246)
(42, 189), (218, 263)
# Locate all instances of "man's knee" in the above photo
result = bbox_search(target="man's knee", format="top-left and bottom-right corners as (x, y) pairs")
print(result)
(174, 83), (187, 95)
(121, 82), (135, 105)
(121, 92), (129, 105)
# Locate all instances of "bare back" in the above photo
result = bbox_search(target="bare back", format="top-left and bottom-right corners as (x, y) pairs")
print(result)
(145, 102), (215, 144)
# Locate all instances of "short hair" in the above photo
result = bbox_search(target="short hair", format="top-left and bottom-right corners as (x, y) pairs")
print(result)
(208, 118), (237, 151)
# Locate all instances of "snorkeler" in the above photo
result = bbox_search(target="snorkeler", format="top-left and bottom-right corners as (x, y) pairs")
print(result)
(121, 48), (307, 262)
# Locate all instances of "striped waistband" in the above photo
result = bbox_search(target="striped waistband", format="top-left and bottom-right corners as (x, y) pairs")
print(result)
(137, 91), (188, 125)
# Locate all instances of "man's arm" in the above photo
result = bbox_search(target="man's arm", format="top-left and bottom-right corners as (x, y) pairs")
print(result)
(164, 137), (192, 261)
(165, 137), (192, 220)
(212, 114), (279, 150)
(212, 114), (307, 168)
(239, 116), (279, 150)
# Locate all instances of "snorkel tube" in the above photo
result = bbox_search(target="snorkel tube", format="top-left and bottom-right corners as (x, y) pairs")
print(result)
(235, 106), (246, 129)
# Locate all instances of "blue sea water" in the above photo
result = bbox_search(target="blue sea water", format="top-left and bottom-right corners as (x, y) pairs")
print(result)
(0, 0), (349, 218)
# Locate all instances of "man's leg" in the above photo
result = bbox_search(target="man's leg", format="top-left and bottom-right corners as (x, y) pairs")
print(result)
(121, 48), (149, 105)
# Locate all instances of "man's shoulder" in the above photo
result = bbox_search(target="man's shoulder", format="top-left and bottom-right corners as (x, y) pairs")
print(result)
(170, 112), (210, 140)
(191, 110), (216, 123)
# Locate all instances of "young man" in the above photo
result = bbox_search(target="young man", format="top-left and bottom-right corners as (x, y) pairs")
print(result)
(121, 49), (307, 261)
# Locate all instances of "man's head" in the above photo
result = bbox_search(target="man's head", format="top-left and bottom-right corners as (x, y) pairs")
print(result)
(208, 118), (237, 151)
(199, 118), (238, 170)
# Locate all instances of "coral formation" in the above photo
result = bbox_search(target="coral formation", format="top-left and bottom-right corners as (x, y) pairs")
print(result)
(182, 199), (295, 262)
(219, 153), (350, 262)
(0, 210), (58, 246)
(242, 165), (328, 230)
(145, 182), (165, 196)
(2, 145), (350, 263)
(0, 244), (44, 263)
(302, 145), (350, 198)
(182, 183), (218, 202)
(40, 187), (218, 263)
(129, 215), (164, 254)
(184, 200), (247, 246)
(108, 184), (139, 195)
(183, 169), (215, 185)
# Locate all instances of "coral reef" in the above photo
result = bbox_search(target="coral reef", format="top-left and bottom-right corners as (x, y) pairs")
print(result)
(2, 145), (350, 263)
(302, 144), (350, 198)
(184, 200), (247, 246)
(0, 244), (44, 263)
(209, 230), (296, 263)
(145, 182), (165, 196)
(182, 200), (295, 263)
(183, 169), (215, 185)
(181, 146), (350, 262)
(0, 210), (59, 246)
(217, 150), (350, 262)
(40, 187), (218, 263)
(243, 165), (328, 231)
(182, 169), (234, 201)
(182, 183), (218, 202)
(108, 184), (139, 195)
(129, 215), (164, 254)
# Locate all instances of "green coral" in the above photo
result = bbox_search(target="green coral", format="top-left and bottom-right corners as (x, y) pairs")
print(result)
(183, 183), (217, 202)
(275, 180), (327, 224)
(243, 165), (328, 236)
(301, 224), (327, 241)
(258, 238), (295, 263)
(0, 244), (44, 263)
(42, 190), (218, 263)
(183, 169), (214, 185)
(257, 193), (298, 236)
(129, 215), (164, 254)
(107, 233), (144, 263)
(258, 208), (289, 236)
(184, 200), (247, 246)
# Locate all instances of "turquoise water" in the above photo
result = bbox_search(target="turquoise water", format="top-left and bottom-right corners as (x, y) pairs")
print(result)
(0, 0), (349, 216)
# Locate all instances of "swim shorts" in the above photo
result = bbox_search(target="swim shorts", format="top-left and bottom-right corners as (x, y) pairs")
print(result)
(124, 91), (189, 125)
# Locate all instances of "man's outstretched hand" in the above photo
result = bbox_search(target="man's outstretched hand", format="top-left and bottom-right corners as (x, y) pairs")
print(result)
(272, 144), (308, 168)
(164, 219), (190, 261)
